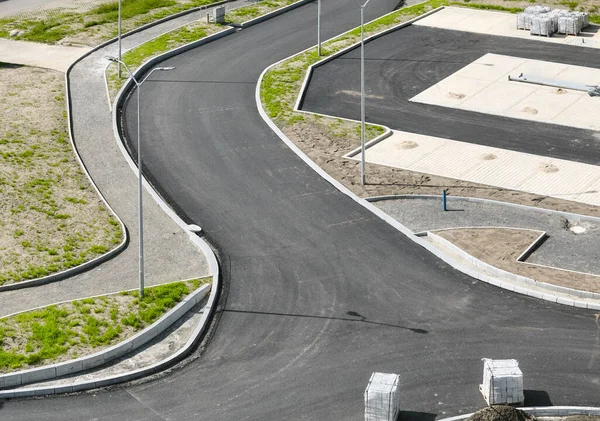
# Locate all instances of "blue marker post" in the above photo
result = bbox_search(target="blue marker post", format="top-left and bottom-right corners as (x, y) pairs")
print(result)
(442, 189), (447, 211)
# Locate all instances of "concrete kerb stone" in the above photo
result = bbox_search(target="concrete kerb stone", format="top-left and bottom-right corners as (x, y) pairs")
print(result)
(255, 16), (600, 312)
(240, 0), (314, 28)
(426, 231), (600, 307)
(0, 269), (220, 399)
(437, 406), (600, 421)
(368, 194), (600, 300)
(0, 283), (211, 392)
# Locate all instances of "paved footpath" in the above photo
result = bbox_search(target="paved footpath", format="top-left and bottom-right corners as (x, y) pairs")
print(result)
(0, 3), (255, 316)
(375, 196), (600, 276)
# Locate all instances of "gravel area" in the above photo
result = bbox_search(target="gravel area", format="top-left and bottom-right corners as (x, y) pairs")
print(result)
(374, 196), (600, 276)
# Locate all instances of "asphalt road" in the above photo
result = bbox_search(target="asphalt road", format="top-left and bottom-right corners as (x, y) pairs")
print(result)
(2, 4), (600, 421)
(301, 25), (600, 165)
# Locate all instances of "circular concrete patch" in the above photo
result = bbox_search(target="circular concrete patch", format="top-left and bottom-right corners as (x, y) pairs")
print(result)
(570, 225), (586, 234)
(539, 163), (559, 173)
(481, 153), (497, 160)
(398, 140), (418, 149)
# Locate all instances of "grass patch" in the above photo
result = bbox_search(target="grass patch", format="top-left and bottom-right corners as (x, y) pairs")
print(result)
(0, 66), (124, 286)
(225, 0), (298, 24)
(0, 0), (223, 46)
(0, 278), (210, 373)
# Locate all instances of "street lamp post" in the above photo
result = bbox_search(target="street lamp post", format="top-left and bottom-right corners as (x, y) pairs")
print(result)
(105, 56), (175, 297)
(355, 0), (371, 185)
(317, 0), (322, 56)
(118, 0), (122, 78)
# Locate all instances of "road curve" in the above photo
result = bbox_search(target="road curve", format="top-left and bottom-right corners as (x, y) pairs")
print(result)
(2, 2), (600, 420)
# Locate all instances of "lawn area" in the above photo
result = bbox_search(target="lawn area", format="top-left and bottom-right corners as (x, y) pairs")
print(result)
(0, 0), (225, 47)
(0, 64), (124, 286)
(0, 278), (209, 373)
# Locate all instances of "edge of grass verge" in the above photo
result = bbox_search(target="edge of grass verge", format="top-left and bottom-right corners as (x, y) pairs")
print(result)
(0, 277), (212, 375)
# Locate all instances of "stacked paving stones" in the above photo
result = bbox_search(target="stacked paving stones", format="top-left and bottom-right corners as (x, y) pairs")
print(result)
(517, 6), (589, 36)
(364, 372), (401, 421)
(480, 359), (524, 406)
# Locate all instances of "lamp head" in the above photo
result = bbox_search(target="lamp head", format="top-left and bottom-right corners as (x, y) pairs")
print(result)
(104, 55), (118, 63)
(159, 67), (176, 71)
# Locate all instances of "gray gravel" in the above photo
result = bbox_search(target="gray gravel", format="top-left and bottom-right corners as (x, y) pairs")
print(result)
(374, 196), (600, 276)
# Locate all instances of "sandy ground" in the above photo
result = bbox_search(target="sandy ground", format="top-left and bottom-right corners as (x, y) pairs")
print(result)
(435, 228), (600, 293)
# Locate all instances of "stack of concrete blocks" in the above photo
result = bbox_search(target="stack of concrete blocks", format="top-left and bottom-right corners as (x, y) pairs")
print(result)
(364, 372), (401, 421)
(516, 6), (589, 36)
(480, 359), (524, 406)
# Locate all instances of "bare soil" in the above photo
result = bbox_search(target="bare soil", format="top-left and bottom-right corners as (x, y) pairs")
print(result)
(435, 228), (600, 293)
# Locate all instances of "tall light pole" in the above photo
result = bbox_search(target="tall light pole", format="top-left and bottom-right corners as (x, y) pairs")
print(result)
(118, 0), (122, 78)
(355, 0), (371, 185)
(105, 56), (175, 297)
(317, 0), (322, 56)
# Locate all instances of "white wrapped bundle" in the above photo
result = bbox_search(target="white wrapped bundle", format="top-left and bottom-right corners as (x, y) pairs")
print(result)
(481, 359), (524, 406)
(531, 17), (542, 35)
(365, 373), (400, 421)
(517, 13), (528, 30)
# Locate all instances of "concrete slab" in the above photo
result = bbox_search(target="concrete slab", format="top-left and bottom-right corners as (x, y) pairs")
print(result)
(414, 6), (600, 48)
(0, 39), (91, 72)
(410, 53), (600, 131)
(356, 130), (600, 207)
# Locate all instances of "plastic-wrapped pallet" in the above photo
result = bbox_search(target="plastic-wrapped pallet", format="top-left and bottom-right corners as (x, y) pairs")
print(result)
(480, 359), (524, 406)
(540, 17), (554, 36)
(365, 373), (400, 421)
(558, 15), (568, 34)
(530, 17), (542, 35)
(517, 13), (528, 30)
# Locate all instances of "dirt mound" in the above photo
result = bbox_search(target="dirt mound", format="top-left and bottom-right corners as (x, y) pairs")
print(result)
(467, 406), (536, 421)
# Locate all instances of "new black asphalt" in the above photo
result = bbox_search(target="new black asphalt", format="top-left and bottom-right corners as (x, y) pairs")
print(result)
(301, 25), (600, 165)
(2, 5), (600, 421)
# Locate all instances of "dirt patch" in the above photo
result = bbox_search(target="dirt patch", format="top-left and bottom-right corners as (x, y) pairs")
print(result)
(481, 153), (497, 160)
(435, 228), (600, 293)
(447, 91), (466, 99)
(0, 65), (122, 285)
(398, 140), (419, 150)
(467, 406), (536, 421)
(522, 107), (538, 115)
(539, 163), (559, 173)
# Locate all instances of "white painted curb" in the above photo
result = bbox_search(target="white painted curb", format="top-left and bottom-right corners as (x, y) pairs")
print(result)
(255, 6), (600, 311)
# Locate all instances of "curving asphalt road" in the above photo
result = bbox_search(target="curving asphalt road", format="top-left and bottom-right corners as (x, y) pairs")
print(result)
(2, 3), (600, 421)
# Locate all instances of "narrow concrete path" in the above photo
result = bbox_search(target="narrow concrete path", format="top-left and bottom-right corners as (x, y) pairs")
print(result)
(0, 39), (90, 72)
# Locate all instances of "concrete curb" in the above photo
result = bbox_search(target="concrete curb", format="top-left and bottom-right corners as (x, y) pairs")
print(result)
(426, 231), (600, 307)
(240, 0), (313, 28)
(255, 7), (600, 311)
(0, 282), (211, 393)
(437, 406), (600, 421)
(366, 194), (600, 225)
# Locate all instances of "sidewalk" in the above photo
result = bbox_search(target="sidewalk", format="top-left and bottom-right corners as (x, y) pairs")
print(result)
(0, 38), (90, 72)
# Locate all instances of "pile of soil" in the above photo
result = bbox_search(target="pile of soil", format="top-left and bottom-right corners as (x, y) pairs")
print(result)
(467, 406), (536, 421)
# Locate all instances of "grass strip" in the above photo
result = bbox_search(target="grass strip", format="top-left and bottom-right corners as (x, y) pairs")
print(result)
(0, 0), (223, 46)
(0, 278), (210, 373)
(225, 0), (299, 24)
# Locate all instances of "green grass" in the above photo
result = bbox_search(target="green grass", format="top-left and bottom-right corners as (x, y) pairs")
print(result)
(0, 278), (210, 372)
(0, 0), (223, 45)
